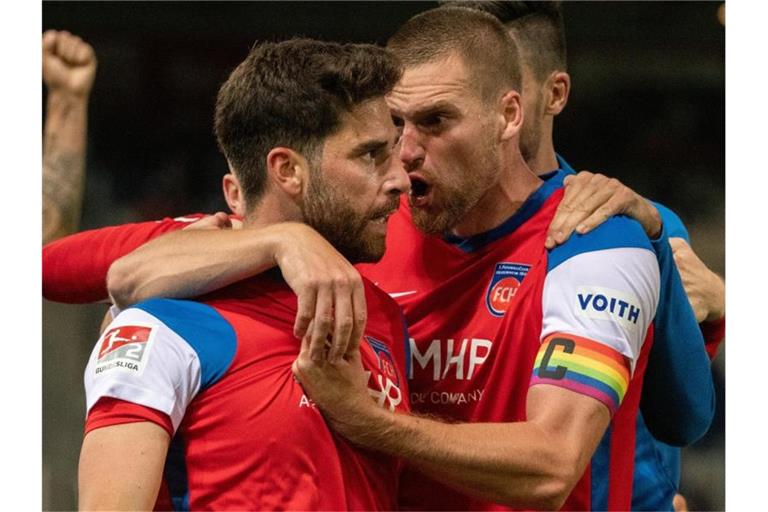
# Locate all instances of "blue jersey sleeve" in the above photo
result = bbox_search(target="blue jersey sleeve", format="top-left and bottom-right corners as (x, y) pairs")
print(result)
(651, 201), (690, 242)
(641, 220), (715, 446)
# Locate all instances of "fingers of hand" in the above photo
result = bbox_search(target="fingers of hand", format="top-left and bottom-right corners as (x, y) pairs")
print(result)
(672, 248), (687, 271)
(294, 285), (318, 339)
(568, 170), (595, 185)
(548, 175), (613, 247)
(279, 229), (362, 362)
(668, 237), (690, 253)
(570, 205), (614, 237)
(330, 279), (354, 364)
(670, 238), (694, 271)
(691, 300), (707, 323)
(309, 288), (334, 363)
(58, 32), (89, 64)
(574, 182), (631, 233)
(548, 172), (600, 244)
(57, 32), (78, 62)
(347, 280), (367, 357)
(182, 212), (232, 231)
(292, 335), (313, 382)
(42, 30), (57, 54)
(623, 193), (662, 238)
(74, 41), (95, 65)
(569, 178), (635, 237)
(211, 212), (232, 229)
(44, 30), (94, 67)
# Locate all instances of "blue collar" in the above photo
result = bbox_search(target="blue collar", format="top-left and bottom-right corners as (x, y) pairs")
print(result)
(555, 153), (576, 175)
(444, 170), (567, 253)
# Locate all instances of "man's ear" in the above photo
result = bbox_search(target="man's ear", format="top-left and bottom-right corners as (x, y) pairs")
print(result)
(222, 171), (245, 216)
(266, 147), (311, 198)
(499, 89), (523, 142)
(545, 71), (571, 116)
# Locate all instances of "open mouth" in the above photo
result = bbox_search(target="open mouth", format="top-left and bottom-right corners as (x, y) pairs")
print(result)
(408, 175), (432, 207)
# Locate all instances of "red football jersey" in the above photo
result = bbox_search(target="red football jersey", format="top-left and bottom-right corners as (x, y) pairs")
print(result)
(359, 174), (661, 511)
(84, 275), (410, 510)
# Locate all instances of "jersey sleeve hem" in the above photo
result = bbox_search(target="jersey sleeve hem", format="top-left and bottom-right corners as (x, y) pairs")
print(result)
(85, 396), (174, 438)
(86, 381), (179, 431)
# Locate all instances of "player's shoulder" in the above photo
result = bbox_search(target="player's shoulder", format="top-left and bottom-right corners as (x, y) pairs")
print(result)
(123, 298), (237, 386)
(547, 215), (653, 272)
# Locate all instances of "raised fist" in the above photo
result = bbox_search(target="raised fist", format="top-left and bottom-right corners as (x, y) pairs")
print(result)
(42, 30), (97, 99)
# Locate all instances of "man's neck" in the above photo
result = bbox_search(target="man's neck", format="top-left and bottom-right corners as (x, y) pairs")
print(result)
(527, 135), (560, 176)
(242, 193), (302, 230)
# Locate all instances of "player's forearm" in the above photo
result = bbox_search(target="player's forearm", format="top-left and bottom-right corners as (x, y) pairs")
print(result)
(107, 227), (281, 308)
(332, 408), (579, 509)
(43, 92), (88, 244)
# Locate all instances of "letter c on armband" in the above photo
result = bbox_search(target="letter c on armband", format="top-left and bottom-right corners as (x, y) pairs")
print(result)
(538, 337), (575, 380)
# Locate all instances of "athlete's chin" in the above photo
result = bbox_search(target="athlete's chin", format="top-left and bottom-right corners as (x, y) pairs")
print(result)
(349, 231), (387, 264)
(411, 207), (453, 236)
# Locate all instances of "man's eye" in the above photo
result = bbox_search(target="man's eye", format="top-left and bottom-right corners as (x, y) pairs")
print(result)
(365, 147), (391, 166)
(420, 114), (445, 128)
(361, 148), (380, 163)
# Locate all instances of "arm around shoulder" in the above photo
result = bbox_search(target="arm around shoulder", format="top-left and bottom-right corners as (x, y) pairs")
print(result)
(107, 221), (368, 367)
(106, 224), (284, 308)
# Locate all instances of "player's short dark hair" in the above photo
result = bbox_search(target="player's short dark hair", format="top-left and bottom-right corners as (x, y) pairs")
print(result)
(214, 38), (402, 206)
(387, 6), (521, 102)
(439, 1), (566, 81)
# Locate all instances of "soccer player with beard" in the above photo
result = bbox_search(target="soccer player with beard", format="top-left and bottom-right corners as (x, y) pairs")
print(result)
(438, 3), (723, 509)
(78, 39), (411, 510)
(293, 7), (706, 510)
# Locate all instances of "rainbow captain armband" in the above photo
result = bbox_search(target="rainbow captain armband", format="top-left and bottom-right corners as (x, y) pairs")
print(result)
(530, 333), (631, 416)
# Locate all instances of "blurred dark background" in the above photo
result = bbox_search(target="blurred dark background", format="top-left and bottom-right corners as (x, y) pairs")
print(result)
(42, 2), (725, 510)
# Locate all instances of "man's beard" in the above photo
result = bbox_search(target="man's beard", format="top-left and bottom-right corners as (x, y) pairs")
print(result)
(302, 172), (396, 264)
(410, 181), (479, 236)
(410, 139), (499, 236)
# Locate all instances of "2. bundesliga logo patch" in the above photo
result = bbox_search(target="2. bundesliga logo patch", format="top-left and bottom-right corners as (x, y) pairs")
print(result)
(485, 262), (531, 317)
(94, 324), (156, 376)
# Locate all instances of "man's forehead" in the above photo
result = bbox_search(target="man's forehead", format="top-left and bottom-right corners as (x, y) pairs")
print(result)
(336, 97), (392, 132)
(327, 98), (396, 149)
(387, 54), (475, 113)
